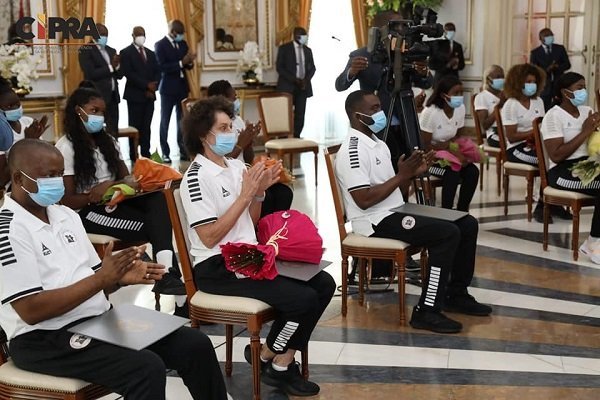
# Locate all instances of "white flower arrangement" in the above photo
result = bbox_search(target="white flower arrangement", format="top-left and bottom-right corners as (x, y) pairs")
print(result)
(236, 41), (265, 81)
(0, 44), (41, 90)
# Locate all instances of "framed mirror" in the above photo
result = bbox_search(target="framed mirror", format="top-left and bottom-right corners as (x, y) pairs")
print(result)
(202, 0), (273, 70)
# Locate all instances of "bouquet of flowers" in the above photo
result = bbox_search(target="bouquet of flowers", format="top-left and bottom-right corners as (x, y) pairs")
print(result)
(220, 242), (278, 280)
(435, 137), (487, 171)
(236, 41), (265, 82)
(569, 129), (600, 186)
(365, 0), (444, 18)
(0, 44), (40, 90)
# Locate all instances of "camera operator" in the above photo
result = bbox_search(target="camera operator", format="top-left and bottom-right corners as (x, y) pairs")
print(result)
(335, 10), (431, 172)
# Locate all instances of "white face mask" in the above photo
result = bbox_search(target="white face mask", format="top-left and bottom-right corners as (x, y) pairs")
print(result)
(134, 35), (146, 46)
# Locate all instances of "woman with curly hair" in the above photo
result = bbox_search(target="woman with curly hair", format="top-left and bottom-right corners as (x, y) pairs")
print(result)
(56, 81), (187, 306)
(420, 75), (479, 211)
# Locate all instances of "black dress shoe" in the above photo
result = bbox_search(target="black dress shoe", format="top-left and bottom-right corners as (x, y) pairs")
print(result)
(162, 156), (172, 164)
(261, 362), (320, 397)
(152, 273), (186, 295)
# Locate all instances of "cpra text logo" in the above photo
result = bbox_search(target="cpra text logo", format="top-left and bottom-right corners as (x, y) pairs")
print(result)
(15, 14), (100, 41)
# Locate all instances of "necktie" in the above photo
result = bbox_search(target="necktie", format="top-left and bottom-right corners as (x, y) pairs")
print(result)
(297, 46), (305, 79)
(449, 40), (453, 53)
(138, 46), (146, 62)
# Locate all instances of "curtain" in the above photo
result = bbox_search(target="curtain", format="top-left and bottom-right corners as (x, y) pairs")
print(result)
(350, 0), (368, 48)
(162, 0), (202, 99)
(58, 0), (106, 95)
(299, 0), (312, 30)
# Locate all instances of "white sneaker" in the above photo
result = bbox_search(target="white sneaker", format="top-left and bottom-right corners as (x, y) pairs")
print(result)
(580, 237), (600, 264)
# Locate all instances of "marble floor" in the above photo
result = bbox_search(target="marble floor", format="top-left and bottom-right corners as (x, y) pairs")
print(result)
(102, 154), (600, 400)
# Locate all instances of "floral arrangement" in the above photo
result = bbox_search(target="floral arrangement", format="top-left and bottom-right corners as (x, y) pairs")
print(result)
(236, 41), (265, 82)
(570, 129), (600, 186)
(0, 44), (41, 90)
(365, 0), (444, 18)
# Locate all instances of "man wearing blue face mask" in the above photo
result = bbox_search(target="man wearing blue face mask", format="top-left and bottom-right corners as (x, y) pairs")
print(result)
(155, 20), (196, 163)
(335, 90), (492, 334)
(530, 28), (571, 111)
(276, 26), (316, 138)
(429, 22), (465, 87)
(78, 23), (123, 137)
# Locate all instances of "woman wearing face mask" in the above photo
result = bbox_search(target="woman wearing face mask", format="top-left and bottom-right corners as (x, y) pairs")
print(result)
(180, 96), (335, 397)
(474, 65), (506, 147)
(206, 79), (294, 218)
(56, 81), (188, 307)
(420, 75), (479, 211)
(541, 72), (600, 263)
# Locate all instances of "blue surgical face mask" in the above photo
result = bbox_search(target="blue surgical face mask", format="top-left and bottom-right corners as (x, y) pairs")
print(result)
(4, 105), (23, 122)
(233, 99), (241, 115)
(20, 170), (65, 207)
(297, 35), (308, 45)
(356, 110), (387, 133)
(97, 36), (108, 47)
(522, 82), (537, 97)
(208, 130), (237, 156)
(543, 35), (554, 46)
(446, 95), (464, 108)
(79, 108), (105, 134)
(445, 30), (455, 40)
(490, 78), (505, 91)
(174, 33), (184, 42)
(567, 88), (587, 107)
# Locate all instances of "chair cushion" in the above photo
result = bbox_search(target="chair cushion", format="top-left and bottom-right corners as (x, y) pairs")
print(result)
(482, 145), (501, 153)
(190, 290), (272, 314)
(342, 232), (410, 250)
(86, 233), (120, 244)
(503, 161), (539, 172)
(265, 138), (318, 150)
(0, 360), (92, 393)
(543, 186), (595, 200)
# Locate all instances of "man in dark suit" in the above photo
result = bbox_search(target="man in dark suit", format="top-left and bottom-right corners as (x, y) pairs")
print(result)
(154, 20), (195, 163)
(78, 23), (123, 136)
(120, 26), (161, 160)
(429, 22), (465, 87)
(530, 28), (571, 110)
(276, 27), (316, 138)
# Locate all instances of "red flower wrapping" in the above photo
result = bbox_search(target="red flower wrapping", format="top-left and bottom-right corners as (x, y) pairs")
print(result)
(257, 210), (323, 265)
(220, 242), (277, 280)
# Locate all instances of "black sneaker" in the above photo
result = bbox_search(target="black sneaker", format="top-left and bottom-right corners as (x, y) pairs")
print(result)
(174, 301), (189, 318)
(244, 344), (268, 371)
(533, 204), (552, 224)
(152, 273), (186, 295)
(550, 205), (573, 220)
(162, 156), (172, 164)
(444, 292), (492, 316)
(405, 258), (421, 273)
(409, 306), (462, 334)
(261, 361), (320, 397)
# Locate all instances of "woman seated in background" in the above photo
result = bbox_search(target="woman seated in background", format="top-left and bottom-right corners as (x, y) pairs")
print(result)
(541, 72), (600, 263)
(206, 79), (294, 217)
(420, 75), (479, 211)
(474, 64), (506, 147)
(180, 96), (335, 397)
(56, 81), (187, 308)
(0, 78), (48, 190)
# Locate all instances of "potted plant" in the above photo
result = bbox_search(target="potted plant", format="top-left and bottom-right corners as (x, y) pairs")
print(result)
(236, 41), (266, 86)
(0, 44), (40, 96)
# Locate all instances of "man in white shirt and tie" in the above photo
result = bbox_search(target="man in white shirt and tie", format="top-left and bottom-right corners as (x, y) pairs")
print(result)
(275, 27), (316, 138)
(78, 24), (123, 137)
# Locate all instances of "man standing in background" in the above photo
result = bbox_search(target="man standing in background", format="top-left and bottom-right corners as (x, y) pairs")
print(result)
(155, 20), (195, 163)
(530, 28), (571, 110)
(120, 26), (160, 160)
(78, 23), (122, 136)
(429, 22), (465, 87)
(276, 27), (316, 138)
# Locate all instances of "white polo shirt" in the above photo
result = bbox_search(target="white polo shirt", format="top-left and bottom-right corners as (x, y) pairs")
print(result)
(419, 104), (465, 144)
(55, 135), (123, 193)
(541, 105), (593, 169)
(474, 90), (500, 138)
(335, 128), (404, 237)
(180, 154), (257, 266)
(500, 97), (545, 149)
(0, 195), (110, 340)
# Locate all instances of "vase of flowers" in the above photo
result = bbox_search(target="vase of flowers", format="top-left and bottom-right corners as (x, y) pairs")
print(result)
(0, 44), (40, 96)
(365, 0), (444, 18)
(237, 41), (265, 86)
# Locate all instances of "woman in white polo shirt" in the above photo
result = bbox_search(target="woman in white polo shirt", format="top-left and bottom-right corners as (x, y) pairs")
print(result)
(420, 75), (479, 211)
(541, 72), (600, 263)
(474, 64), (506, 147)
(179, 96), (335, 397)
